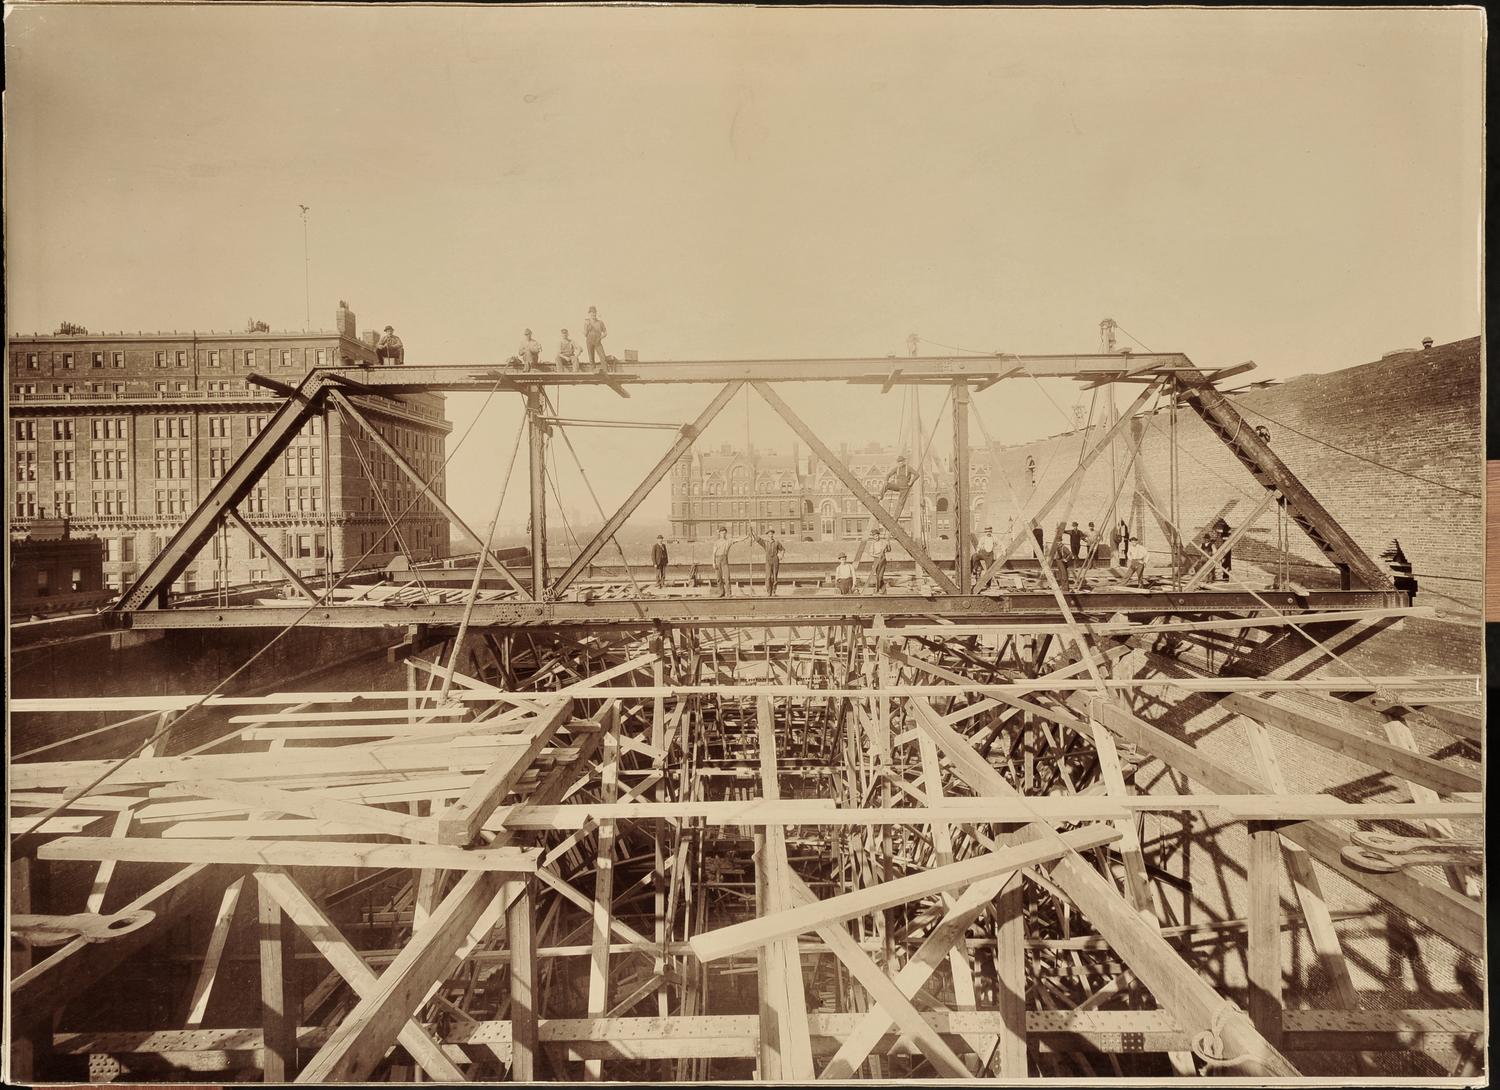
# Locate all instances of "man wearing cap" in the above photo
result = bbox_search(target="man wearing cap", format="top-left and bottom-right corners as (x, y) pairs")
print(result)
(881, 454), (914, 496)
(518, 329), (542, 369)
(557, 329), (579, 372)
(867, 526), (892, 593)
(584, 306), (608, 370)
(834, 553), (855, 595)
(651, 534), (669, 588)
(376, 325), (404, 366)
(711, 525), (734, 598)
(972, 524), (997, 582)
(749, 527), (786, 595)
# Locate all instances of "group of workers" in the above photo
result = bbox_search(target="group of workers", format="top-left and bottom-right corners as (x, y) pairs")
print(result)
(512, 307), (611, 372)
(645, 516), (1162, 599)
(649, 525), (900, 598)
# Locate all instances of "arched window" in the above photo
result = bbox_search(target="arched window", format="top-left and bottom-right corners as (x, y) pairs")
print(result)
(1025, 456), (1036, 487)
(803, 499), (814, 515)
(935, 496), (949, 513)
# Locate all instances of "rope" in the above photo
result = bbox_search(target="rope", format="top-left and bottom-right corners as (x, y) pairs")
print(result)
(1231, 401), (1481, 499)
(1189, 1001), (1256, 1068)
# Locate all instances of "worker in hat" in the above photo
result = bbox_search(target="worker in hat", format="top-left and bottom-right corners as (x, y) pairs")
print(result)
(518, 328), (542, 369)
(834, 553), (855, 595)
(583, 306), (608, 370)
(881, 453), (915, 495)
(376, 325), (404, 366)
(651, 533), (669, 588)
(867, 526), (892, 593)
(972, 524), (997, 583)
(557, 329), (579, 372)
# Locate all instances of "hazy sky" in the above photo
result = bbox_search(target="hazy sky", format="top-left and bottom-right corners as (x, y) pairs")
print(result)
(5, 5), (1483, 531)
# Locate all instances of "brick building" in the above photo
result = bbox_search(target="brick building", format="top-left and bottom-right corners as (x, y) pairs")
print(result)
(979, 336), (1482, 614)
(6, 302), (452, 594)
(9, 517), (108, 617)
(669, 441), (992, 543)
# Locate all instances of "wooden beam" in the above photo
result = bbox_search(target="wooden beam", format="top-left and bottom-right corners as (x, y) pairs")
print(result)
(910, 700), (1301, 1076)
(256, 874), (299, 1081)
(295, 869), (511, 1082)
(255, 866), (466, 1082)
(507, 880), (538, 1081)
(691, 825), (1118, 962)
(38, 838), (540, 873)
(433, 699), (572, 845)
(1247, 822), (1285, 1048)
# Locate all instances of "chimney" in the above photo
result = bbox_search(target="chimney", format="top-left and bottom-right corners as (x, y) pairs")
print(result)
(361, 329), (380, 348)
(335, 301), (357, 340)
(1421, 337), (1434, 350)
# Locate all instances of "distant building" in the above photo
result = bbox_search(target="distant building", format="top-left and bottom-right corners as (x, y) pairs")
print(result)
(669, 441), (991, 542)
(9, 516), (108, 617)
(7, 302), (452, 593)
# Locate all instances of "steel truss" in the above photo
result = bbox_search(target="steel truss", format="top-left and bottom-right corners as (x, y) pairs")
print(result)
(108, 348), (1389, 628)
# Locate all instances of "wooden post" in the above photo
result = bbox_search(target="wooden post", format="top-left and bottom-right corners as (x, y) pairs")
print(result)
(507, 879), (538, 1081)
(256, 874), (299, 1081)
(1247, 821), (1284, 1049)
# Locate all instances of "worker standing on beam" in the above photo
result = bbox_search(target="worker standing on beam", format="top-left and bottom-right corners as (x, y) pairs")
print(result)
(584, 306), (608, 370)
(867, 526), (892, 593)
(652, 534), (669, 588)
(972, 524), (996, 583)
(749, 527), (785, 595)
(712, 525), (734, 598)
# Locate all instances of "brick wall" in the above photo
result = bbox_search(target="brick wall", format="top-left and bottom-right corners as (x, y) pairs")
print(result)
(982, 337), (1482, 616)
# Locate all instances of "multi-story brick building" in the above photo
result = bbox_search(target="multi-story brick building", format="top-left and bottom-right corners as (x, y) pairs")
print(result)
(669, 441), (992, 543)
(6, 302), (452, 594)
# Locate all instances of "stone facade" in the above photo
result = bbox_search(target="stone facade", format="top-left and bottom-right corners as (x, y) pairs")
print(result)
(7, 303), (452, 593)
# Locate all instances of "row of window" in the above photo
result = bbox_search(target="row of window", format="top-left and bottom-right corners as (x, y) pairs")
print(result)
(16, 347), (334, 370)
(12, 381), (251, 398)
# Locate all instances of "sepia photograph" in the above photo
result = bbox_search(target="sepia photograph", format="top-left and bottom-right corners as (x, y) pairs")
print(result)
(4, 4), (1486, 1084)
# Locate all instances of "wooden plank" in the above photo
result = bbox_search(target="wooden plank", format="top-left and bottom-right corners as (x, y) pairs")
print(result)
(1247, 822), (1285, 1048)
(584, 705), (621, 1081)
(758, 697), (816, 1080)
(176, 776), (430, 842)
(38, 837), (539, 873)
(818, 872), (1013, 1079)
(294, 869), (511, 1082)
(255, 866), (466, 1082)
(12, 742), (519, 790)
(782, 873), (969, 1079)
(691, 825), (1118, 962)
(1242, 717), (1361, 1009)
(1074, 686), (1488, 958)
(256, 874), (299, 1081)
(185, 878), (245, 1027)
(434, 699), (572, 845)
(911, 700), (1301, 1076)
(507, 881), (538, 1081)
